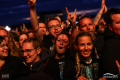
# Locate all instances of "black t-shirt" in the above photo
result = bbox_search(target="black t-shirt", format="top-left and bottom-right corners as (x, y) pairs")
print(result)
(42, 35), (54, 51)
(43, 57), (68, 80)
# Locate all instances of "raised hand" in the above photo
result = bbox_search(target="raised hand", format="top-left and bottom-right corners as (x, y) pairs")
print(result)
(93, 0), (106, 25)
(101, 0), (105, 10)
(116, 60), (120, 75)
(77, 75), (88, 80)
(28, 0), (36, 8)
(79, 11), (86, 19)
(104, 5), (107, 13)
(66, 7), (77, 25)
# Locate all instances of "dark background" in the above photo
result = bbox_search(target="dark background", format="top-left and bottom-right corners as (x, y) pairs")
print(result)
(0, 0), (120, 29)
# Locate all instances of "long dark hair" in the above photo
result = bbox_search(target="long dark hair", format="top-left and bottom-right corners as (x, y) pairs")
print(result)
(53, 31), (70, 57)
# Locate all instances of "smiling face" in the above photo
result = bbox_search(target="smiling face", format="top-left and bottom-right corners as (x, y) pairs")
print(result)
(75, 36), (93, 60)
(22, 42), (41, 63)
(55, 34), (69, 55)
(48, 20), (62, 38)
(0, 39), (8, 59)
(79, 18), (95, 36)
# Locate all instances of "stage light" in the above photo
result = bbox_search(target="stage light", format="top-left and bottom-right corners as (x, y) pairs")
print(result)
(5, 26), (11, 31)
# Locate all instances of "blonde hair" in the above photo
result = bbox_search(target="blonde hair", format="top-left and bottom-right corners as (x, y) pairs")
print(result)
(9, 33), (20, 57)
(75, 52), (80, 78)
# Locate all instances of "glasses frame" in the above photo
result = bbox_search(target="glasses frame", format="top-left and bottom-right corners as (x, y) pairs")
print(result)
(49, 24), (61, 30)
(20, 48), (36, 55)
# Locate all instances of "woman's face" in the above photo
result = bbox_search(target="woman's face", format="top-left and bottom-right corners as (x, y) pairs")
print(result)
(75, 36), (93, 60)
(0, 39), (8, 59)
(19, 34), (28, 47)
(55, 34), (69, 54)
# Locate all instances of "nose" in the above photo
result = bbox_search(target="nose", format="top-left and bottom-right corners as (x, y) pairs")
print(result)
(84, 45), (88, 50)
(23, 52), (27, 57)
(87, 25), (90, 30)
(5, 46), (8, 50)
(60, 40), (63, 45)
(54, 26), (58, 30)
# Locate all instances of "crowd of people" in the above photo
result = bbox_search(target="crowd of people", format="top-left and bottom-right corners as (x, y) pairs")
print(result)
(0, 0), (120, 80)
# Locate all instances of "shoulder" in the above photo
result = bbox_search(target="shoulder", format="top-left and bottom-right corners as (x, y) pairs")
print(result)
(6, 56), (21, 63)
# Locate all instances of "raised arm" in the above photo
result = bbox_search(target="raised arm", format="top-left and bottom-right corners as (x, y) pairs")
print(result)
(28, 0), (43, 41)
(93, 0), (105, 26)
(66, 7), (77, 27)
(116, 60), (120, 75)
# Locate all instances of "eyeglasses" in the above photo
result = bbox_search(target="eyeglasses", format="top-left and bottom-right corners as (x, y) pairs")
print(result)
(0, 44), (9, 48)
(20, 49), (36, 55)
(49, 24), (61, 30)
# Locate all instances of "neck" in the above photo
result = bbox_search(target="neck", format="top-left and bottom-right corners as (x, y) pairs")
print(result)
(0, 59), (5, 68)
(49, 35), (55, 43)
(33, 56), (40, 63)
(81, 56), (90, 61)
(55, 53), (65, 59)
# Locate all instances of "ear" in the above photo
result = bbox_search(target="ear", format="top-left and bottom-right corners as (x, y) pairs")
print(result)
(74, 43), (78, 50)
(36, 47), (41, 55)
(108, 24), (113, 31)
(67, 46), (70, 48)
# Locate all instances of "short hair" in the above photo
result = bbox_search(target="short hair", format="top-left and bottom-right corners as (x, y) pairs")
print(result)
(28, 31), (33, 34)
(78, 15), (92, 27)
(46, 17), (60, 28)
(0, 36), (5, 44)
(39, 21), (46, 26)
(103, 8), (120, 26)
(23, 38), (42, 49)
(75, 32), (93, 45)
(19, 32), (28, 40)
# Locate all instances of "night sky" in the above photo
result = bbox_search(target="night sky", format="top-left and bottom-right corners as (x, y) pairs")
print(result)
(0, 0), (120, 27)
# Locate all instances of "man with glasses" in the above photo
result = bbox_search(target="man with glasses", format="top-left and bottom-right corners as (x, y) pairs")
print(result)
(28, 0), (62, 51)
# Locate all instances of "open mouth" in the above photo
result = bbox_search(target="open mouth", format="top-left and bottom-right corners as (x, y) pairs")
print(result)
(59, 47), (63, 49)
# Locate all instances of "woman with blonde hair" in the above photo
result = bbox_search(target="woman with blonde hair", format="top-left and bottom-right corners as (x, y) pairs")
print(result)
(63, 32), (105, 80)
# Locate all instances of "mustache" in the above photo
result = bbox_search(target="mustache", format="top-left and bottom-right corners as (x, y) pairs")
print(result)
(80, 30), (94, 33)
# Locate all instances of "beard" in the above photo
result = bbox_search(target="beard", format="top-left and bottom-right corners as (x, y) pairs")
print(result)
(87, 30), (95, 39)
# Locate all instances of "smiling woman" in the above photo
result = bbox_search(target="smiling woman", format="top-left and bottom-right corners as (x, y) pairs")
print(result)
(0, 36), (28, 80)
(63, 32), (104, 80)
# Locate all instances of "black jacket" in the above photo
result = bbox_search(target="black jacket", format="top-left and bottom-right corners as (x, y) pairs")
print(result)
(102, 27), (120, 75)
(0, 56), (28, 80)
(18, 50), (53, 80)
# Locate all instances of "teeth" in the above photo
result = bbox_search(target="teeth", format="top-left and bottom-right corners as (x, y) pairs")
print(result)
(4, 51), (8, 52)
(84, 51), (89, 53)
